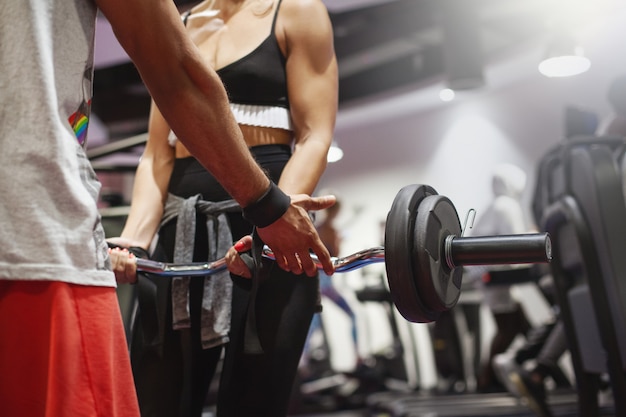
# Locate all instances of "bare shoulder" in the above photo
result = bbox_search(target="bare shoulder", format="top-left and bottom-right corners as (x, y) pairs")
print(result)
(278, 0), (332, 43)
(279, 0), (330, 24)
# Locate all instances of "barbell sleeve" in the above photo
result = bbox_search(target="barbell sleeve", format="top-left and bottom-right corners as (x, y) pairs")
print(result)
(444, 232), (552, 269)
(134, 233), (550, 277)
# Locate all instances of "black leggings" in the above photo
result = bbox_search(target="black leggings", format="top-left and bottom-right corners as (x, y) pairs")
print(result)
(130, 145), (319, 417)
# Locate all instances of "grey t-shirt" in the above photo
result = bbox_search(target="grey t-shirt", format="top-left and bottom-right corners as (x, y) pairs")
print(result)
(0, 0), (114, 286)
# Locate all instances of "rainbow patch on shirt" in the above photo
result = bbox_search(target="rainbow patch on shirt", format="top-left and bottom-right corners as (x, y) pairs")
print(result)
(68, 100), (91, 146)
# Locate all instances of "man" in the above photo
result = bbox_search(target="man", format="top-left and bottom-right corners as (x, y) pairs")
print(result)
(0, 0), (333, 415)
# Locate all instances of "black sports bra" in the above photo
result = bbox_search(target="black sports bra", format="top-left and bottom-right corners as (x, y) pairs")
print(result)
(214, 0), (289, 109)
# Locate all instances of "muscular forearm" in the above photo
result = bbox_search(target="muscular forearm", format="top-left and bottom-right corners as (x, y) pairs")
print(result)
(278, 137), (329, 195)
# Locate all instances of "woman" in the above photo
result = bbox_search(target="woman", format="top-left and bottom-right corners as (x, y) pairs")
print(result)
(110, 0), (338, 415)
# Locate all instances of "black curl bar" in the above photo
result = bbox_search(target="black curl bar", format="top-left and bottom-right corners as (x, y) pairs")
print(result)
(133, 184), (552, 323)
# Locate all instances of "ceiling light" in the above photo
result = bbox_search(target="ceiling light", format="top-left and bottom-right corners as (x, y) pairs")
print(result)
(327, 141), (344, 163)
(539, 35), (591, 78)
(439, 88), (456, 102)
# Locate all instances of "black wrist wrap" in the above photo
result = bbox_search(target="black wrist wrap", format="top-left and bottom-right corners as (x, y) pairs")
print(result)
(128, 246), (150, 259)
(242, 182), (291, 228)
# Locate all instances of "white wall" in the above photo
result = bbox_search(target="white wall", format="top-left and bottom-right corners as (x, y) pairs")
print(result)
(316, 4), (626, 386)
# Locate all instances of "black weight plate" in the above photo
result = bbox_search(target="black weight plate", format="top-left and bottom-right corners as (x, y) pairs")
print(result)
(413, 194), (463, 317)
(384, 184), (439, 323)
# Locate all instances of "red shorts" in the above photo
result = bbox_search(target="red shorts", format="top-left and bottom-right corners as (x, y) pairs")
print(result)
(0, 281), (140, 417)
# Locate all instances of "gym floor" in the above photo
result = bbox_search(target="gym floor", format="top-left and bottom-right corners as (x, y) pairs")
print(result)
(204, 411), (366, 416)
(204, 406), (616, 417)
(202, 408), (367, 416)
(198, 392), (617, 417)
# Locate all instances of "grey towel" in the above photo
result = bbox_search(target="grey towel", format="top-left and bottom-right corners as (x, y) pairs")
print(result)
(161, 193), (240, 349)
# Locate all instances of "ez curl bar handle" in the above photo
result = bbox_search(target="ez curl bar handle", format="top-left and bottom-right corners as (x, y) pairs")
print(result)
(134, 246), (386, 277)
(134, 232), (551, 278)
